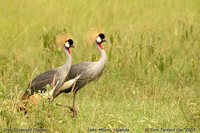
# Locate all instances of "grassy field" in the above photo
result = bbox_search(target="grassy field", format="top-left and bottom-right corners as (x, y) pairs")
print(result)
(0, 0), (200, 132)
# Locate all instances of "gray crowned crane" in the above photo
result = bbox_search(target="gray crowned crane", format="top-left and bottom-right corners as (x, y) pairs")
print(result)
(53, 33), (107, 117)
(20, 39), (75, 113)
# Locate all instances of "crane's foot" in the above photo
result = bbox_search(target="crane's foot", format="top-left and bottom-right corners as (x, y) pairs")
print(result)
(69, 106), (77, 118)
(55, 103), (77, 118)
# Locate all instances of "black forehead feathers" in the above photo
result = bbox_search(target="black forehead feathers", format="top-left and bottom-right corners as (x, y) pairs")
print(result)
(99, 33), (105, 39)
(67, 39), (73, 45)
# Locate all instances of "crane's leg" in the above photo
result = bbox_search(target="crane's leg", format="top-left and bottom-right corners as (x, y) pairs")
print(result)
(55, 91), (78, 117)
(55, 82), (79, 117)
(70, 92), (77, 117)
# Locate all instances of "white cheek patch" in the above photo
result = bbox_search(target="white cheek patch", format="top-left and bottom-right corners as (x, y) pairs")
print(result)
(65, 42), (70, 48)
(96, 36), (102, 43)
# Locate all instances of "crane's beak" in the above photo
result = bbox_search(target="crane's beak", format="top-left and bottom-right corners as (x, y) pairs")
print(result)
(71, 45), (75, 48)
(102, 39), (107, 43)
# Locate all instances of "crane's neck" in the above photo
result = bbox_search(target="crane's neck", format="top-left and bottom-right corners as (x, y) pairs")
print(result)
(97, 44), (107, 65)
(62, 48), (72, 70)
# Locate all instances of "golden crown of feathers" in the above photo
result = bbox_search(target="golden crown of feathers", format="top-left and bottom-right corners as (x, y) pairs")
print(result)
(56, 34), (72, 47)
(86, 28), (105, 44)
(56, 28), (104, 47)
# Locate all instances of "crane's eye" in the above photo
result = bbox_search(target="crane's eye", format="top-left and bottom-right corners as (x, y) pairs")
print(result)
(96, 36), (102, 43)
(65, 42), (70, 48)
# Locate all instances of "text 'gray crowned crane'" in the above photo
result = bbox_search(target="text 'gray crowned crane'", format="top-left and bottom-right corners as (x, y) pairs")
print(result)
(53, 33), (107, 117)
(20, 39), (76, 113)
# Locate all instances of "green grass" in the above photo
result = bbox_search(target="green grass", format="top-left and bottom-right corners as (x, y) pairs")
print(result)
(0, 0), (200, 132)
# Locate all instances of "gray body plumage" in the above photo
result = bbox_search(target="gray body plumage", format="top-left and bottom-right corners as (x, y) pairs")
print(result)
(61, 44), (107, 94)
(22, 48), (72, 98)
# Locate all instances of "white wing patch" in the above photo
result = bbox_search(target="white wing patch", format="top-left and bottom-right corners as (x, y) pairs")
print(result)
(59, 75), (80, 91)
(49, 81), (60, 96)
(37, 75), (80, 100)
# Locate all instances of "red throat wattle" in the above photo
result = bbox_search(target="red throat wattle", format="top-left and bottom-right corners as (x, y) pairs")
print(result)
(99, 44), (103, 49)
(67, 49), (71, 54)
